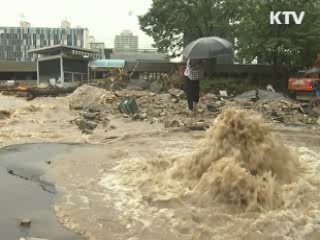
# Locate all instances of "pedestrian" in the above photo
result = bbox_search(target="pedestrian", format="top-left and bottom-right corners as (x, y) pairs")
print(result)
(184, 59), (204, 112)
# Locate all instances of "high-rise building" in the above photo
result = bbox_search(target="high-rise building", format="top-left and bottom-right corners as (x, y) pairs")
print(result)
(114, 30), (138, 52)
(20, 21), (31, 28)
(90, 42), (105, 58)
(0, 22), (90, 62)
(89, 35), (95, 44)
(61, 20), (71, 29)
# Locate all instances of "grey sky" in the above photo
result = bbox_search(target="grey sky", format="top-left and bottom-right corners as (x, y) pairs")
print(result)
(2, 0), (154, 48)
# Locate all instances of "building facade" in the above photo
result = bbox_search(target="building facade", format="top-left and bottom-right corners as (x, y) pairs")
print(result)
(110, 49), (169, 63)
(90, 42), (105, 59)
(0, 22), (89, 62)
(28, 45), (100, 88)
(114, 30), (138, 52)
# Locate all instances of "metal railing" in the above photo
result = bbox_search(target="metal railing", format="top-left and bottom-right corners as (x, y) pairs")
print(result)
(64, 71), (87, 83)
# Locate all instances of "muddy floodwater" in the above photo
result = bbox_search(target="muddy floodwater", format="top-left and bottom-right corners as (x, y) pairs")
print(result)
(51, 130), (320, 239)
(0, 143), (93, 240)
(1, 94), (320, 240)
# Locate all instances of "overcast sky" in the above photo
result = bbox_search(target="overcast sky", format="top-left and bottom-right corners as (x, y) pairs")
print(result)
(1, 0), (154, 48)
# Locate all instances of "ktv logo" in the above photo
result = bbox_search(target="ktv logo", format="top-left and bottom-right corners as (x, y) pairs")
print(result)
(270, 11), (305, 25)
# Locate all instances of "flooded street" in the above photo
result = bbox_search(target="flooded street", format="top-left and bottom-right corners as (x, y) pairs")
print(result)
(0, 144), (86, 240)
(49, 109), (320, 240)
(2, 0), (320, 238)
(0, 94), (320, 240)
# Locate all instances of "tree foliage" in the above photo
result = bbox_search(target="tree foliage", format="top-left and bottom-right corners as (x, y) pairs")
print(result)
(235, 0), (320, 69)
(139, 0), (320, 68)
(139, 0), (240, 56)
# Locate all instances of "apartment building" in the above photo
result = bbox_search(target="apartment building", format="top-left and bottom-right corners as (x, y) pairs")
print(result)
(0, 21), (89, 62)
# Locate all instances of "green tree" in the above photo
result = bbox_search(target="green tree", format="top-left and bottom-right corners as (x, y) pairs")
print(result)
(235, 0), (320, 70)
(140, 0), (320, 70)
(139, 0), (240, 56)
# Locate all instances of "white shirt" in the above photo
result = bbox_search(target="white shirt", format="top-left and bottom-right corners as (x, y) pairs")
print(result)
(184, 59), (202, 80)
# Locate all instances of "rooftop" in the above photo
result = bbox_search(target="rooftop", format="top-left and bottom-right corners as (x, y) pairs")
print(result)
(0, 26), (88, 30)
(119, 30), (135, 36)
(88, 59), (126, 69)
(28, 44), (100, 56)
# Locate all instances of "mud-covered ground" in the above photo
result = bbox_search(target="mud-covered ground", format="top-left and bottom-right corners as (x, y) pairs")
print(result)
(0, 94), (165, 148)
(1, 93), (320, 240)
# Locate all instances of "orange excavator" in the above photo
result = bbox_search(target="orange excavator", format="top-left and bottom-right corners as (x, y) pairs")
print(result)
(288, 54), (320, 101)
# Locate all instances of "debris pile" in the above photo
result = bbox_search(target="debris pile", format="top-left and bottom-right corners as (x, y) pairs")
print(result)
(310, 96), (320, 117)
(69, 85), (117, 110)
(1, 86), (75, 100)
(68, 85), (320, 131)
(1, 90), (31, 99)
(69, 85), (147, 111)
(232, 100), (318, 125)
(70, 106), (110, 134)
(168, 88), (185, 99)
(132, 91), (215, 129)
(235, 89), (293, 102)
(72, 110), (110, 134)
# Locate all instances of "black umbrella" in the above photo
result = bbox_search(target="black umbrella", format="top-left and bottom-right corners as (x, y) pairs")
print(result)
(182, 36), (233, 59)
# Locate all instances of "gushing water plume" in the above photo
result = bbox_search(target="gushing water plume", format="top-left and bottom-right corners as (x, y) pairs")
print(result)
(59, 108), (320, 240)
(171, 108), (302, 210)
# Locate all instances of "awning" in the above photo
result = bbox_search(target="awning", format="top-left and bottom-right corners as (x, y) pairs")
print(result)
(88, 59), (126, 69)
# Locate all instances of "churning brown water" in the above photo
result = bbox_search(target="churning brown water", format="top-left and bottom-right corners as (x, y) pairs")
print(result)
(1, 94), (319, 239)
(96, 108), (320, 240)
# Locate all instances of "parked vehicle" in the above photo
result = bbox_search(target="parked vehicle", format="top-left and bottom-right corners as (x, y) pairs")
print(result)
(288, 68), (320, 101)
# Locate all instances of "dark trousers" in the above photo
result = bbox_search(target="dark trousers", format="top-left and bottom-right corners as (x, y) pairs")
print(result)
(184, 77), (200, 110)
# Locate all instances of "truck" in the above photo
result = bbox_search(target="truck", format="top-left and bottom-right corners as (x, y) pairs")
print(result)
(288, 68), (320, 101)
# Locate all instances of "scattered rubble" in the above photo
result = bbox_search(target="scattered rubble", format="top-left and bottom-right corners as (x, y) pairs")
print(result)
(73, 119), (98, 134)
(185, 121), (210, 131)
(126, 78), (151, 90)
(310, 97), (320, 116)
(149, 80), (163, 93)
(235, 89), (293, 102)
(66, 85), (320, 130)
(1, 86), (75, 100)
(71, 110), (109, 134)
(230, 100), (319, 125)
(18, 218), (31, 227)
(168, 88), (185, 99)
(1, 90), (32, 99)
(69, 85), (147, 111)
(126, 86), (144, 91)
(164, 119), (182, 128)
(109, 81), (127, 91)
(69, 85), (115, 110)
(0, 110), (11, 119)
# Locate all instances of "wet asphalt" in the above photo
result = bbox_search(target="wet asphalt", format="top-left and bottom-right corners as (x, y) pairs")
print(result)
(0, 143), (84, 240)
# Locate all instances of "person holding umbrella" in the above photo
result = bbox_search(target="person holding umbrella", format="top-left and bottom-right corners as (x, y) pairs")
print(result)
(182, 36), (233, 112)
(184, 59), (204, 112)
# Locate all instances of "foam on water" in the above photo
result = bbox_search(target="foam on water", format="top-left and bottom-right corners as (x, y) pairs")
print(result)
(99, 108), (320, 239)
